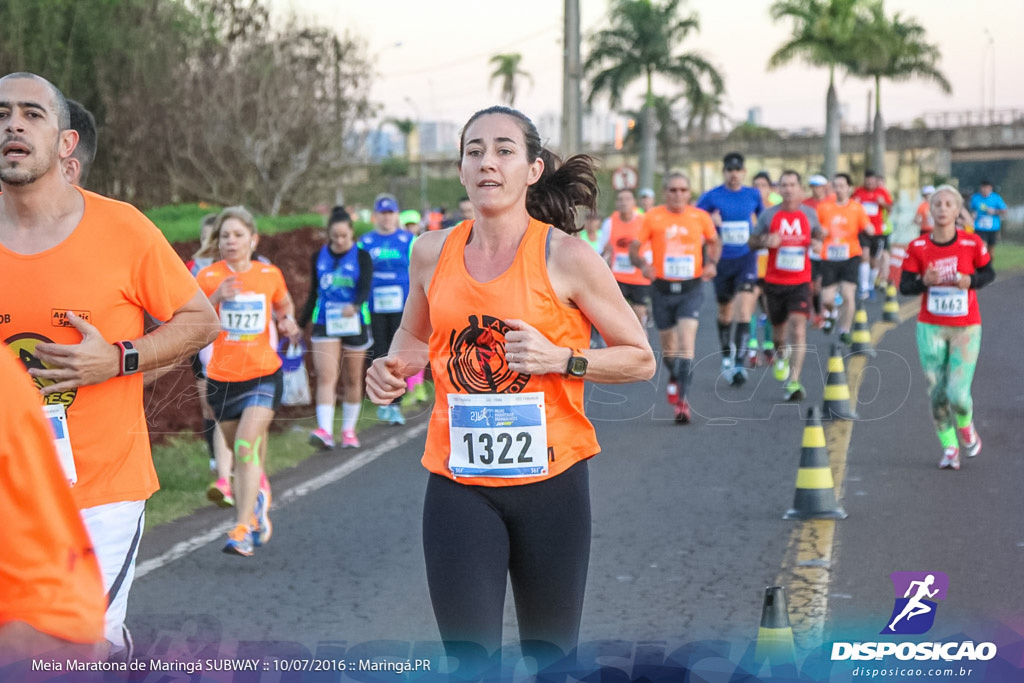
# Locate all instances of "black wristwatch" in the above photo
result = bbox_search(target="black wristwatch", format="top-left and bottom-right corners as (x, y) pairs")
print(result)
(115, 340), (140, 377)
(565, 348), (588, 378)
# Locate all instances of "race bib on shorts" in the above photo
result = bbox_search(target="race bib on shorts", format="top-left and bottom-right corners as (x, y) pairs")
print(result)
(862, 202), (879, 217)
(612, 253), (634, 273)
(926, 286), (969, 317)
(325, 302), (361, 337)
(373, 285), (404, 313)
(448, 392), (548, 478)
(663, 254), (695, 280)
(720, 221), (750, 246)
(826, 244), (850, 261)
(44, 404), (76, 486)
(776, 246), (806, 272)
(220, 293), (267, 340)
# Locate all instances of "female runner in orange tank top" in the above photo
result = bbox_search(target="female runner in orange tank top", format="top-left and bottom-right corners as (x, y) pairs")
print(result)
(366, 107), (656, 671)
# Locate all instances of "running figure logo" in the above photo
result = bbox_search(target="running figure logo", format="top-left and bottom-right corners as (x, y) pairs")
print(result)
(447, 315), (530, 394)
(881, 571), (949, 635)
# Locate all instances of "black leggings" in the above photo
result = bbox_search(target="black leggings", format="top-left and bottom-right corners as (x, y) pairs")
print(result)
(422, 461), (592, 661)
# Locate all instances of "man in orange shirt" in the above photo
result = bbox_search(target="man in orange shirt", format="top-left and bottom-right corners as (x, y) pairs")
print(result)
(816, 173), (871, 341)
(602, 189), (650, 324)
(0, 348), (105, 666)
(913, 185), (936, 236)
(630, 173), (720, 423)
(0, 72), (220, 660)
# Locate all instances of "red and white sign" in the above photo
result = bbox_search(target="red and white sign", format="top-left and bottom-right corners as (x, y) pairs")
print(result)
(611, 166), (639, 191)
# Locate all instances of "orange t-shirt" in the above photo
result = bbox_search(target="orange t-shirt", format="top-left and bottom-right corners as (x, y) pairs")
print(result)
(915, 201), (935, 235)
(423, 219), (598, 487)
(197, 260), (288, 382)
(816, 200), (869, 260)
(0, 189), (200, 509)
(636, 205), (717, 280)
(0, 349), (104, 645)
(606, 212), (651, 286)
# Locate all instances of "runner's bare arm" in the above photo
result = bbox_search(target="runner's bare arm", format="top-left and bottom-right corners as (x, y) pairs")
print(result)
(31, 290), (219, 395)
(536, 232), (655, 384)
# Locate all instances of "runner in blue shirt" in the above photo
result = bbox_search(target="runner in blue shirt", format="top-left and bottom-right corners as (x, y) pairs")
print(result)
(696, 152), (764, 386)
(969, 180), (1008, 252)
(358, 194), (415, 425)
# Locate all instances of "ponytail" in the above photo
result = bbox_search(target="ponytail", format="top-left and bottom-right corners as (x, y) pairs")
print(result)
(526, 150), (599, 235)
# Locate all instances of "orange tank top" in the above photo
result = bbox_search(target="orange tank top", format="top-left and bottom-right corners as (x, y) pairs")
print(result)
(422, 219), (599, 486)
(607, 213), (651, 286)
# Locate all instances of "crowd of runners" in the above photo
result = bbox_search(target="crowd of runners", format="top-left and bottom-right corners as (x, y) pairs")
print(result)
(0, 70), (1006, 670)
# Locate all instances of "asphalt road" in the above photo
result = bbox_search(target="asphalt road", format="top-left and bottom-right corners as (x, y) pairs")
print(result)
(125, 273), (1023, 680)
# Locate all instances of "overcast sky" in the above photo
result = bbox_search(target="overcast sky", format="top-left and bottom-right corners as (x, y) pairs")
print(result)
(285, 0), (1022, 133)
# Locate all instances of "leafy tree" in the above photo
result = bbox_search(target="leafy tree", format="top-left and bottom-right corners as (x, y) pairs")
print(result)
(848, 2), (951, 175)
(622, 94), (684, 175)
(386, 117), (417, 161)
(488, 53), (532, 107)
(768, 0), (866, 177)
(585, 0), (724, 190)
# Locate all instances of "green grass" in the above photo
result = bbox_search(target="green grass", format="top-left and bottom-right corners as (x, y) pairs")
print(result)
(992, 242), (1024, 273)
(144, 203), (373, 243)
(146, 389), (433, 527)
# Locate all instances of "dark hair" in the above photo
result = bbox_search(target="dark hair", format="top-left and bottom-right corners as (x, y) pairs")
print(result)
(864, 169), (877, 179)
(327, 205), (351, 227)
(780, 169), (801, 184)
(459, 105), (598, 234)
(66, 99), (97, 183)
(1, 72), (70, 130)
(752, 171), (772, 183)
(979, 179), (993, 187)
(833, 173), (853, 186)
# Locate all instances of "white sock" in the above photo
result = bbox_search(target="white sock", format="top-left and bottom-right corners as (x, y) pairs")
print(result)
(342, 402), (361, 433)
(859, 262), (870, 291)
(869, 267), (880, 288)
(316, 404), (335, 434)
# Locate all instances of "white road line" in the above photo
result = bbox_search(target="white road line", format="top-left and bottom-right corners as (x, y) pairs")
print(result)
(135, 421), (428, 579)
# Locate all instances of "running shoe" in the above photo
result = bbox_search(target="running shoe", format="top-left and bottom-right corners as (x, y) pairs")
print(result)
(958, 423), (982, 458)
(341, 429), (360, 449)
(938, 447), (961, 470)
(206, 477), (234, 508)
(412, 382), (429, 404)
(773, 355), (790, 382)
(839, 332), (853, 346)
(376, 404), (389, 422)
(762, 342), (776, 367)
(666, 381), (679, 406)
(720, 357), (734, 381)
(858, 288), (870, 301)
(308, 428), (335, 450)
(674, 398), (691, 424)
(812, 313), (825, 330)
(745, 345), (760, 369)
(822, 315), (835, 335)
(223, 524), (254, 556)
(783, 380), (805, 402)
(252, 487), (272, 547)
(731, 366), (748, 387)
(388, 404), (406, 426)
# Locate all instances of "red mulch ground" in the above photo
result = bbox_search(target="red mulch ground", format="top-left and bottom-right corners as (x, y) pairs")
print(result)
(145, 227), (326, 444)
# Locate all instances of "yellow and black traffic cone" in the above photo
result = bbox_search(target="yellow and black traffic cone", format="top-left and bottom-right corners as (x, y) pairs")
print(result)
(784, 407), (848, 520)
(822, 344), (859, 421)
(882, 284), (900, 323)
(849, 299), (876, 357)
(754, 586), (796, 668)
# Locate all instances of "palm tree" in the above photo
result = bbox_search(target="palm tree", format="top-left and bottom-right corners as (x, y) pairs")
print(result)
(622, 94), (684, 175)
(585, 0), (724, 190)
(386, 117), (416, 160)
(488, 53), (533, 108)
(848, 2), (951, 175)
(768, 0), (866, 177)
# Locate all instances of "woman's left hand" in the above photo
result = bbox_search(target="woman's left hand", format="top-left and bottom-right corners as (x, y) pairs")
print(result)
(503, 319), (567, 376)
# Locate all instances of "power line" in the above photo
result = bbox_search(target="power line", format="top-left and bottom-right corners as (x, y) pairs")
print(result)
(381, 25), (560, 78)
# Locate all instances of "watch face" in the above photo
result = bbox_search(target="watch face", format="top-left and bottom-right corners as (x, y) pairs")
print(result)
(124, 352), (140, 373)
(568, 356), (588, 377)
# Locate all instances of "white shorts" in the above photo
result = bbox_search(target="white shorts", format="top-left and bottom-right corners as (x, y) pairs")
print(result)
(81, 500), (146, 650)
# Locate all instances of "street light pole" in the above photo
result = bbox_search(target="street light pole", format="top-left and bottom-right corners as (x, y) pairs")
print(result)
(561, 0), (582, 156)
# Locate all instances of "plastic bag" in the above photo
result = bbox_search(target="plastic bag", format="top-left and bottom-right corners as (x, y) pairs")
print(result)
(279, 341), (311, 406)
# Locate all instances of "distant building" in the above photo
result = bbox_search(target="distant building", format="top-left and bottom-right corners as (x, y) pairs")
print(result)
(747, 107), (763, 126)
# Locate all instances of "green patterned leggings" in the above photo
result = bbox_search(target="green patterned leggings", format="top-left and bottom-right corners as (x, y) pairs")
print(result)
(916, 322), (981, 436)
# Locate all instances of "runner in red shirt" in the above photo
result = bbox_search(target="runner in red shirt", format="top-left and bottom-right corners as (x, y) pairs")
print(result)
(899, 185), (995, 470)
(852, 170), (893, 299)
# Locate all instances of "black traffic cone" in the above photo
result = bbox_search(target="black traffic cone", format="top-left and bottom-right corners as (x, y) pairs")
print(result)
(882, 284), (900, 323)
(784, 407), (848, 520)
(755, 586), (796, 667)
(849, 300), (876, 357)
(822, 344), (859, 420)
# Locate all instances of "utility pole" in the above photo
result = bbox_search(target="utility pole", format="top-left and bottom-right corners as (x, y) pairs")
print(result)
(562, 0), (582, 156)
